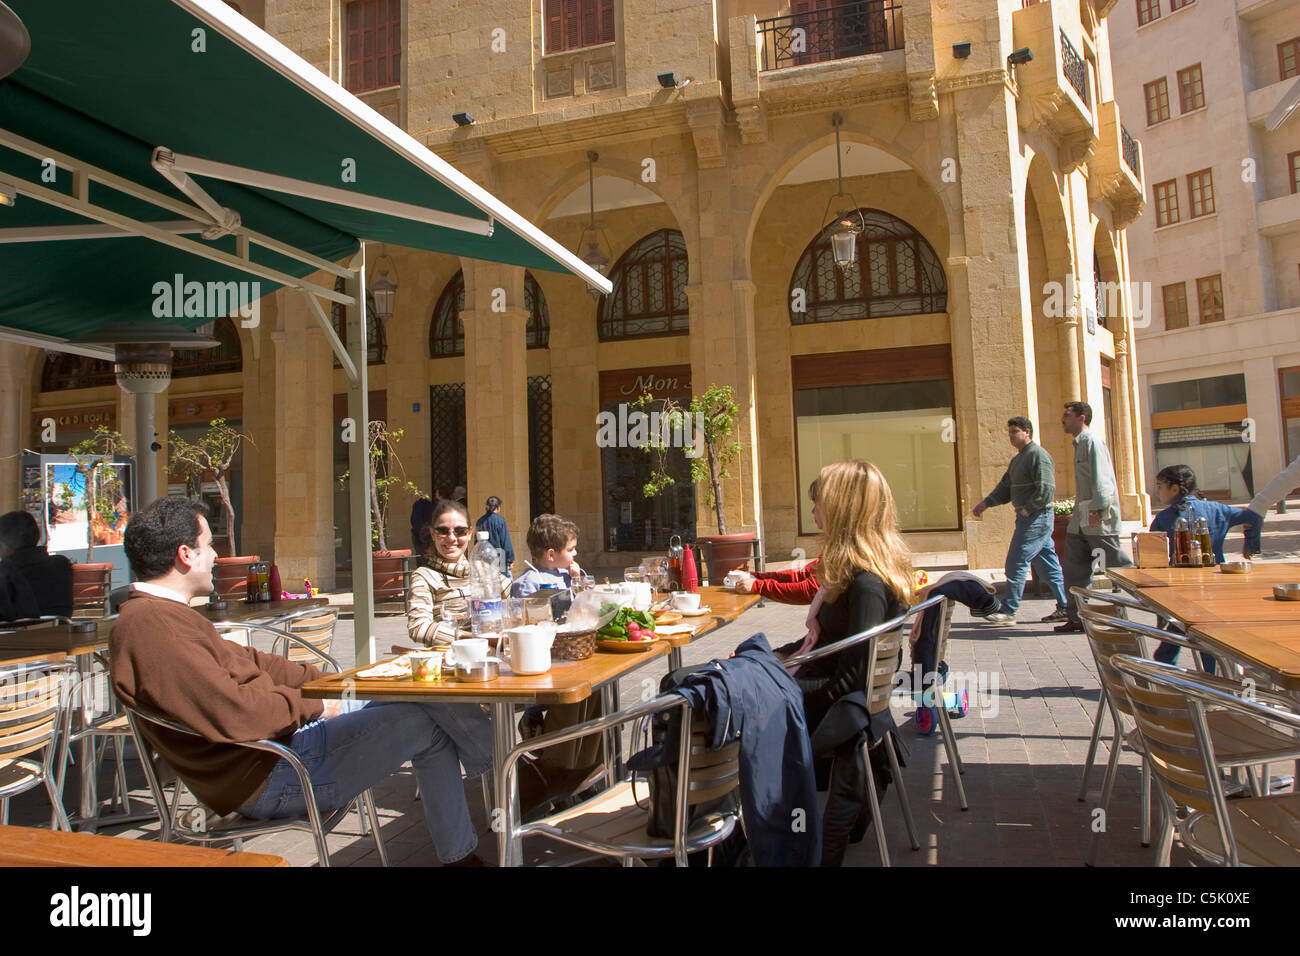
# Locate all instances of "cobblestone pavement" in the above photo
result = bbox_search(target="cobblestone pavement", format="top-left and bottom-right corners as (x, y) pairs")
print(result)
(15, 503), (1300, 867)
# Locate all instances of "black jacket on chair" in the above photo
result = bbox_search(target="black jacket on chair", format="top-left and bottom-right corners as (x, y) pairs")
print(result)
(665, 633), (822, 867)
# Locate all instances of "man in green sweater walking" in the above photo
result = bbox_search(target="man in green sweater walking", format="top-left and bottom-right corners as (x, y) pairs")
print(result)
(972, 417), (1070, 625)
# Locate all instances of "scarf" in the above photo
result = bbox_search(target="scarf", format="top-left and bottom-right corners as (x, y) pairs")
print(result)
(428, 552), (470, 581)
(786, 588), (826, 677)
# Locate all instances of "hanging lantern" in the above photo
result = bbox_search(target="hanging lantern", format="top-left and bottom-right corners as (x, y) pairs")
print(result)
(821, 113), (866, 274)
(575, 150), (612, 301)
(369, 245), (399, 321)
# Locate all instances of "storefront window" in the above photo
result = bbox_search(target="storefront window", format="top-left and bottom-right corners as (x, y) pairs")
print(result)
(599, 367), (695, 551)
(792, 346), (959, 534)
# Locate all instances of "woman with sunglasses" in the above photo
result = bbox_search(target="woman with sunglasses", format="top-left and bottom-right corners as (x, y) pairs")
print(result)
(408, 498), (509, 646)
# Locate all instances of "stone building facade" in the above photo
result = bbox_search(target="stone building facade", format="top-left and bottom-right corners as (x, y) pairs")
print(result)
(1, 0), (1152, 585)
(1110, 0), (1300, 503)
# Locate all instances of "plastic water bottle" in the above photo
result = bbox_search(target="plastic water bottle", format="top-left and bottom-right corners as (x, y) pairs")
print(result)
(468, 531), (503, 636)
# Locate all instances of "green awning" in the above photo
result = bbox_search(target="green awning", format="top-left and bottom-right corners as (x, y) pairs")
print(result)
(0, 0), (610, 347)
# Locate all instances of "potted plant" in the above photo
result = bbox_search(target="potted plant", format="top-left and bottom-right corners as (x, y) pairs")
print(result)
(338, 421), (425, 603)
(169, 418), (259, 598)
(632, 383), (756, 583)
(1051, 498), (1074, 554)
(67, 426), (132, 609)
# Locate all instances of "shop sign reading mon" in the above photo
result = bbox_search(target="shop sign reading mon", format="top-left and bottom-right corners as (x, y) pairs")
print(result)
(618, 374), (689, 397)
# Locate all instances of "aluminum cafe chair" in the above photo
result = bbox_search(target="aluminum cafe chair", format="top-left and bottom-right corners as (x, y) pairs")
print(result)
(1071, 585), (1146, 804)
(1111, 655), (1300, 866)
(496, 693), (740, 867)
(117, 624), (388, 866)
(1084, 612), (1300, 864)
(0, 659), (75, 831)
(267, 606), (340, 663)
(921, 596), (968, 810)
(785, 593), (948, 867)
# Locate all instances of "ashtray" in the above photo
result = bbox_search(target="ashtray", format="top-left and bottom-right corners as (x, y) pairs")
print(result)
(1219, 561), (1251, 574)
(1272, 584), (1300, 602)
(454, 658), (501, 682)
(69, 620), (98, 634)
(208, 599), (229, 611)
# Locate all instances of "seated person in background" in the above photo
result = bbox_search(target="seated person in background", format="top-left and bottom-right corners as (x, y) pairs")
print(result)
(408, 498), (509, 646)
(735, 482), (821, 604)
(0, 510), (73, 618)
(772, 460), (913, 867)
(1149, 464), (1262, 671)
(510, 514), (581, 598)
(110, 497), (493, 866)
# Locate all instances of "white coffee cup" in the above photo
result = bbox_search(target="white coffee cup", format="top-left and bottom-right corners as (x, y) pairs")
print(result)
(499, 624), (556, 675)
(448, 637), (489, 666)
(670, 591), (700, 611)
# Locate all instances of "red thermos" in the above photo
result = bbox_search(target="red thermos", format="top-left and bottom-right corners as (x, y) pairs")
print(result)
(681, 543), (699, 594)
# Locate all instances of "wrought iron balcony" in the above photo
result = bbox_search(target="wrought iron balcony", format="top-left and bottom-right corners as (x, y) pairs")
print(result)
(1059, 28), (1089, 109)
(756, 1), (903, 72)
(1121, 124), (1140, 179)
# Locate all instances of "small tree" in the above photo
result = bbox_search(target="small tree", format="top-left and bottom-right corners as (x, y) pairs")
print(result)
(68, 426), (133, 562)
(632, 383), (742, 535)
(338, 420), (424, 552)
(169, 418), (253, 558)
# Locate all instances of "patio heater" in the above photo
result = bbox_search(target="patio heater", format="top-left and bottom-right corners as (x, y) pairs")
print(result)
(821, 113), (866, 274)
(69, 322), (218, 509)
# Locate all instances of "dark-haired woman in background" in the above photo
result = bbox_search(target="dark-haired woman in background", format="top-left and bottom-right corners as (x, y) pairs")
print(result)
(474, 495), (515, 578)
(1148, 464), (1262, 669)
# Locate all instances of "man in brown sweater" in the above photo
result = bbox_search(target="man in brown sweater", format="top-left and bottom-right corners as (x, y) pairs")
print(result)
(110, 497), (492, 865)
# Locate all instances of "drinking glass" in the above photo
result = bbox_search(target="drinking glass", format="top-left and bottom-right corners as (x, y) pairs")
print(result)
(623, 568), (645, 584)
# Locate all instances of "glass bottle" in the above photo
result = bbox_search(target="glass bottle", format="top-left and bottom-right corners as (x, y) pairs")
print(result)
(1173, 512), (1192, 566)
(1194, 517), (1214, 566)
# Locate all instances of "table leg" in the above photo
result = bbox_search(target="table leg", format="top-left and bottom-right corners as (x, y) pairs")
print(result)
(668, 648), (683, 671)
(76, 653), (97, 826)
(491, 702), (521, 868)
(601, 683), (621, 786)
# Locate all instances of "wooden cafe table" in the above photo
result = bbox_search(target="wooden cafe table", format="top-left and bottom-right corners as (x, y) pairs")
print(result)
(0, 823), (287, 867)
(1134, 584), (1300, 627)
(1109, 563), (1300, 595)
(302, 640), (674, 866)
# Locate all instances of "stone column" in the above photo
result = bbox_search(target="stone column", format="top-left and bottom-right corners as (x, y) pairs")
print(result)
(0, 342), (32, 509)
(271, 288), (336, 589)
(950, 85), (1042, 571)
(1111, 337), (1143, 518)
(462, 262), (530, 565)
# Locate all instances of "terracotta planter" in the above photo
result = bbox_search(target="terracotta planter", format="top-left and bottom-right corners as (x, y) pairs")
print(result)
(71, 562), (113, 614)
(1051, 514), (1070, 556)
(697, 533), (758, 585)
(373, 549), (412, 603)
(213, 555), (260, 600)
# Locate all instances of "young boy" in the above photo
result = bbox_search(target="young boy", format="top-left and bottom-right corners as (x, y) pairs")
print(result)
(511, 513), (582, 598)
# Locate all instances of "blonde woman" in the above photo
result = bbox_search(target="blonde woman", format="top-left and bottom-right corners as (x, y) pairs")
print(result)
(774, 460), (912, 866)
(407, 498), (509, 646)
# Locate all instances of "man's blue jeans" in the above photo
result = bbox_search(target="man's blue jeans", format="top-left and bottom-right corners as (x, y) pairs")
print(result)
(1001, 509), (1069, 616)
(238, 699), (492, 863)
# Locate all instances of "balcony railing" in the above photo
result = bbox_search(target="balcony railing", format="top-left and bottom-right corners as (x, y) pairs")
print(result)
(1060, 28), (1089, 109)
(756, 1), (903, 72)
(1121, 124), (1140, 178)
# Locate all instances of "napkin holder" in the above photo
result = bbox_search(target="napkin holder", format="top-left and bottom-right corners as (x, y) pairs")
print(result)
(1131, 532), (1170, 569)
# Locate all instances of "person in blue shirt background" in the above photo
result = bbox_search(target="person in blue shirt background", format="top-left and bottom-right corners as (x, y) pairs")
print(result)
(474, 496), (515, 578)
(1149, 464), (1263, 670)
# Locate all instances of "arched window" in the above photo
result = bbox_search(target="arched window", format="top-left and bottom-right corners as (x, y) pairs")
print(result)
(173, 316), (243, 378)
(788, 210), (946, 324)
(428, 271), (549, 357)
(40, 353), (115, 392)
(598, 229), (689, 341)
(331, 276), (387, 365)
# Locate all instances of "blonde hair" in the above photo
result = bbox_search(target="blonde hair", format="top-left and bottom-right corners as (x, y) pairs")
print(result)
(814, 460), (913, 606)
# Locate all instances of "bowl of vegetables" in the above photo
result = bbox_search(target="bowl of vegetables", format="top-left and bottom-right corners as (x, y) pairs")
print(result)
(595, 607), (660, 652)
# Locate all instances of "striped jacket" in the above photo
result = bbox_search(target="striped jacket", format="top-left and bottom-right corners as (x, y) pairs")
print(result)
(406, 564), (509, 645)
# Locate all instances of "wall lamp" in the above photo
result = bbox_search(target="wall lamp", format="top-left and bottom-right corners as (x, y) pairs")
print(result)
(452, 111), (476, 127)
(1007, 48), (1033, 66)
(953, 42), (972, 59)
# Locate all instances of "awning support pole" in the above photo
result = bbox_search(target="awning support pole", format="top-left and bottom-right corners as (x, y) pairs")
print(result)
(345, 247), (375, 667)
(299, 288), (358, 383)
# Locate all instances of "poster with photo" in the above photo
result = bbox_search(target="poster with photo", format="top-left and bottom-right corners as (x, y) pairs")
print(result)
(44, 461), (132, 553)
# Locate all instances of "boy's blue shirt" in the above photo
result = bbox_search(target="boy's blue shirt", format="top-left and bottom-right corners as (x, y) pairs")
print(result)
(511, 566), (572, 598)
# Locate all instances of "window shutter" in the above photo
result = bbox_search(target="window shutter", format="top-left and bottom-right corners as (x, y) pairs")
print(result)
(598, 0), (614, 43)
(545, 0), (563, 52)
(564, 0), (580, 51)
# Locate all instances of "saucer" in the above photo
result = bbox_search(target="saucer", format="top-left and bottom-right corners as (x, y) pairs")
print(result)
(679, 606), (711, 617)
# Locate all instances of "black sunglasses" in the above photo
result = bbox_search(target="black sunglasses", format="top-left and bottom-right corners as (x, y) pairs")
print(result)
(433, 526), (471, 537)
